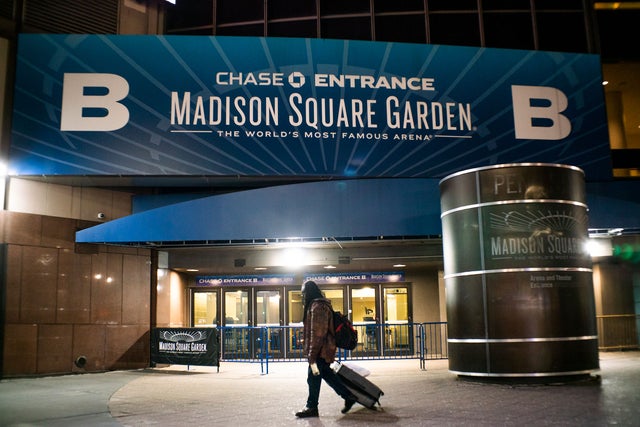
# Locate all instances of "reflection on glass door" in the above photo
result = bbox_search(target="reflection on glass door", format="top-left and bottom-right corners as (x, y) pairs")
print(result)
(351, 286), (378, 355)
(383, 287), (411, 355)
(192, 291), (218, 327)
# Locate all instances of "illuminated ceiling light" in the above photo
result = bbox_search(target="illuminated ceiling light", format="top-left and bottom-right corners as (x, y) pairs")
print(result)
(106, 277), (114, 283)
(586, 237), (613, 257)
(94, 274), (102, 279)
(186, 268), (199, 272)
(324, 265), (336, 269)
(280, 247), (308, 269)
(254, 267), (268, 270)
(602, 80), (608, 86)
(594, 2), (640, 9)
(393, 264), (406, 268)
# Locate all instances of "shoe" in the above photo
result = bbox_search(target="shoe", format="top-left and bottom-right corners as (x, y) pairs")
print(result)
(295, 407), (319, 418)
(341, 397), (357, 414)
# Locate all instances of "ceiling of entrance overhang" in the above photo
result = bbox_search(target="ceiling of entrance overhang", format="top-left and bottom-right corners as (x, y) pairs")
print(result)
(76, 178), (443, 246)
(167, 239), (445, 276)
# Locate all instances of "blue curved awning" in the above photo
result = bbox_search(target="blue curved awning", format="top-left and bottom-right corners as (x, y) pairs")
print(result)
(76, 178), (443, 245)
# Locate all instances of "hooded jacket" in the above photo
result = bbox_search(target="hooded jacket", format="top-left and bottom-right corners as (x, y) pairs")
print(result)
(303, 298), (337, 364)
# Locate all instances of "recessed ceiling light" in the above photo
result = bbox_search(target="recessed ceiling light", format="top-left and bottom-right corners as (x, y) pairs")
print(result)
(324, 265), (336, 269)
(393, 264), (406, 268)
(186, 268), (199, 272)
(594, 2), (640, 10)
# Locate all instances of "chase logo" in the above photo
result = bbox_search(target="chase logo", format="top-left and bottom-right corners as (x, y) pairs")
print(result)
(287, 71), (306, 88)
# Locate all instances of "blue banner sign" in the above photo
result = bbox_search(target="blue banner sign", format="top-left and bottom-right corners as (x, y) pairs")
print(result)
(11, 34), (610, 180)
(304, 272), (405, 284)
(195, 274), (296, 286)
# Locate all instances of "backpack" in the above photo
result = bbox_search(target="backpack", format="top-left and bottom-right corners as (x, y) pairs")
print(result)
(332, 310), (358, 350)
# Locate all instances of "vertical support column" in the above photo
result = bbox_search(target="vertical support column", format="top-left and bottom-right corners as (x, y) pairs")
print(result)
(439, 163), (599, 378)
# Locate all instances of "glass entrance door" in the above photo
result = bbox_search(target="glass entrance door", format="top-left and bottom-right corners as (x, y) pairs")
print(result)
(192, 290), (219, 327)
(351, 286), (379, 356)
(256, 289), (283, 357)
(383, 286), (412, 356)
(286, 287), (345, 358)
(256, 290), (281, 326)
(287, 287), (304, 357)
(222, 288), (251, 358)
(223, 289), (250, 326)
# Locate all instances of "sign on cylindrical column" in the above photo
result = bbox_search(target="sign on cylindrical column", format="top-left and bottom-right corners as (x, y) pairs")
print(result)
(439, 163), (598, 378)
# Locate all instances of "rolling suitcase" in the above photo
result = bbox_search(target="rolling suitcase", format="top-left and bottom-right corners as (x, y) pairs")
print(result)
(332, 362), (384, 409)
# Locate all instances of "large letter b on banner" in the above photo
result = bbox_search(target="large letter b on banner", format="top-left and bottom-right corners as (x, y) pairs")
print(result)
(60, 73), (130, 131)
(511, 85), (571, 140)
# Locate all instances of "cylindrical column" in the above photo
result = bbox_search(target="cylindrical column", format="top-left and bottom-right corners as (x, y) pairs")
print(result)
(439, 163), (599, 378)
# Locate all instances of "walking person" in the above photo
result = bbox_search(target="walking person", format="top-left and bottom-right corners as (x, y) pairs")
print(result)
(295, 280), (357, 418)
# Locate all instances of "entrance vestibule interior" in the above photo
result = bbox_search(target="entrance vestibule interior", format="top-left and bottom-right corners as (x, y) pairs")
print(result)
(190, 282), (412, 357)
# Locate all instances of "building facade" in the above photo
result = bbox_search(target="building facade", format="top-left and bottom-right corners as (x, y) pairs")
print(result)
(0, 0), (639, 377)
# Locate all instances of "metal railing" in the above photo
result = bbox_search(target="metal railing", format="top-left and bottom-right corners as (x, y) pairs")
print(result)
(209, 317), (640, 373)
(218, 322), (448, 373)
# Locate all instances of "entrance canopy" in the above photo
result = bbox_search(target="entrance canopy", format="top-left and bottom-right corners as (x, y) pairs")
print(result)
(76, 178), (640, 247)
(76, 179), (443, 246)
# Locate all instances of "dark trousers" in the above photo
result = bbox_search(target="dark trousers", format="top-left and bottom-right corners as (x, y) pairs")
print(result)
(305, 357), (352, 409)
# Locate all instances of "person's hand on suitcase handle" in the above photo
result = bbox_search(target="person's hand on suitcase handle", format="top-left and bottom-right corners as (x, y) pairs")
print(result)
(310, 363), (320, 376)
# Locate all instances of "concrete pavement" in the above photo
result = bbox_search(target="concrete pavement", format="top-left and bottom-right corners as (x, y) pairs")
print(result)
(1, 351), (639, 426)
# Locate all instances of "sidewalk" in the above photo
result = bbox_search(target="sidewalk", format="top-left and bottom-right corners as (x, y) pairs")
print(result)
(1, 351), (639, 426)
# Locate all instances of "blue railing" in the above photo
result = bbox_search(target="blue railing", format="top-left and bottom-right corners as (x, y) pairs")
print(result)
(218, 322), (448, 373)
